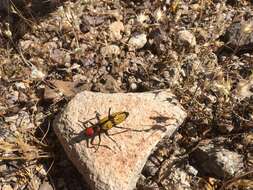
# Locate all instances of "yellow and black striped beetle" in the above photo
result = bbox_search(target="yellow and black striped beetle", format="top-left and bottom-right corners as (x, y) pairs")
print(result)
(79, 108), (130, 151)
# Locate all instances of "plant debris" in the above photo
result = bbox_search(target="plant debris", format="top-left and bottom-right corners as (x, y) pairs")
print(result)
(0, 0), (252, 190)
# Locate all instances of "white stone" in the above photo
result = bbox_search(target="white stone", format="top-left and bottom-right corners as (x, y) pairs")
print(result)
(128, 33), (147, 50)
(236, 78), (253, 100)
(2, 184), (13, 190)
(130, 82), (138, 90)
(54, 90), (186, 190)
(178, 30), (196, 47)
(100, 45), (121, 56)
(191, 140), (244, 178)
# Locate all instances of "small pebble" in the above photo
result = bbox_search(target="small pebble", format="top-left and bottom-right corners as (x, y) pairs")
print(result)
(130, 82), (137, 91)
(178, 30), (196, 47)
(128, 33), (147, 50)
(142, 160), (158, 176)
(100, 45), (121, 56)
(39, 181), (53, 190)
(2, 184), (13, 190)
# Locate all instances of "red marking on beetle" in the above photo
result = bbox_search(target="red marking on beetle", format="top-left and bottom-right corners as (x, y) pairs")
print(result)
(85, 127), (94, 136)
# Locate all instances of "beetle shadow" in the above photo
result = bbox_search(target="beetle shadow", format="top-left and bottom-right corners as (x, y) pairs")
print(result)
(108, 112), (178, 136)
(142, 112), (179, 133)
(109, 113), (177, 136)
(69, 130), (87, 145)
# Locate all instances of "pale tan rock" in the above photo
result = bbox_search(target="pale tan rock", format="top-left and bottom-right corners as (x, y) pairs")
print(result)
(178, 30), (196, 47)
(100, 44), (121, 56)
(109, 21), (124, 41)
(2, 184), (13, 190)
(128, 33), (147, 50)
(236, 77), (253, 100)
(54, 90), (186, 190)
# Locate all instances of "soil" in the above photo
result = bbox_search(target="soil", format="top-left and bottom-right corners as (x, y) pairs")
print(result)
(0, 0), (252, 190)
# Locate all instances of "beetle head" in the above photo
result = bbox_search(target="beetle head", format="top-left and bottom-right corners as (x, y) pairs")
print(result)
(85, 127), (94, 137)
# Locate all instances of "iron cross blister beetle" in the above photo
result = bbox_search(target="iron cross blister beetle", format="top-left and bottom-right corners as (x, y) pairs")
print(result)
(78, 108), (130, 151)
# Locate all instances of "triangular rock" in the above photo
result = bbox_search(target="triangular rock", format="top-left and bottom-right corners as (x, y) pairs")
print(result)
(54, 90), (187, 190)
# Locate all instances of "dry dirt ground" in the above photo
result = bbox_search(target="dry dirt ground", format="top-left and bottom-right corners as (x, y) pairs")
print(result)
(0, 0), (252, 190)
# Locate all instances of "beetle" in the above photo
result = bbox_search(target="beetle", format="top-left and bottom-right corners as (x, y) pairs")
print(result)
(78, 108), (130, 151)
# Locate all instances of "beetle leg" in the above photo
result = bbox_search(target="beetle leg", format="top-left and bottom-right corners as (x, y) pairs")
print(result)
(97, 132), (102, 151)
(108, 107), (112, 119)
(86, 138), (90, 148)
(78, 118), (96, 128)
(76, 122), (86, 130)
(108, 124), (132, 136)
(88, 121), (95, 127)
(105, 131), (121, 150)
(90, 135), (96, 146)
(91, 133), (114, 152)
(95, 111), (101, 122)
(90, 135), (99, 152)
(112, 124), (138, 131)
(89, 131), (101, 151)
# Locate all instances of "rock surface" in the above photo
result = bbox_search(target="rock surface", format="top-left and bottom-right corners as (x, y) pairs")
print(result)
(54, 90), (186, 190)
(190, 140), (244, 179)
